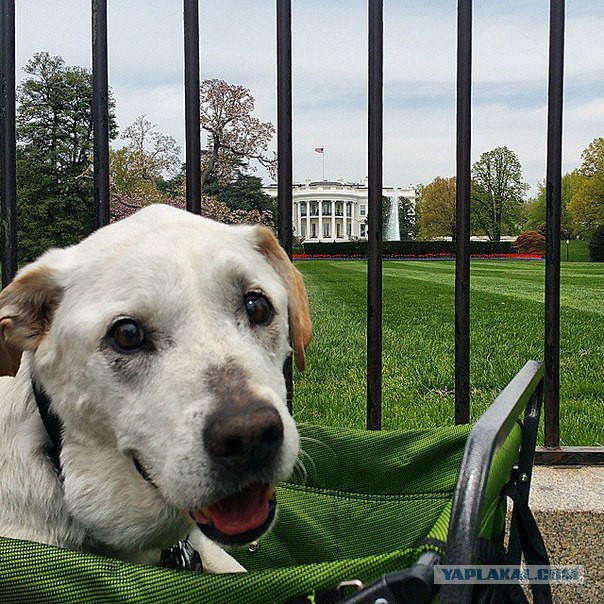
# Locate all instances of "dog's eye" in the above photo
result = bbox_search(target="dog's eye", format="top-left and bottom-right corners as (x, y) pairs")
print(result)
(244, 293), (274, 326)
(109, 319), (145, 353)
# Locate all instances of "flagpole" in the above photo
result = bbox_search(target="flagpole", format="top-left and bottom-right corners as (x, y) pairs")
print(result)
(322, 146), (325, 181)
(314, 146), (325, 180)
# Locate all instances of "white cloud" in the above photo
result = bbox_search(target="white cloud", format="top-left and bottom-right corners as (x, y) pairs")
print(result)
(566, 15), (604, 77)
(12, 0), (604, 197)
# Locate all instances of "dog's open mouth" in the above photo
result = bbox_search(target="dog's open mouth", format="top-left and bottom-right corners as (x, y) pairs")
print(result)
(190, 483), (277, 546)
(132, 454), (277, 546)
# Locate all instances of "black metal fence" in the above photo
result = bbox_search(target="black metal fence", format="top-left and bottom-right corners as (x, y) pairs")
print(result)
(0, 0), (602, 464)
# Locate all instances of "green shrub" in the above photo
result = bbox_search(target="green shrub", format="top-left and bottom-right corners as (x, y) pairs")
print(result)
(588, 225), (604, 262)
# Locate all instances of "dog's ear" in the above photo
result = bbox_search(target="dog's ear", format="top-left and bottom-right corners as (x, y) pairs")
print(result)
(252, 226), (312, 371)
(0, 335), (21, 376)
(0, 265), (64, 355)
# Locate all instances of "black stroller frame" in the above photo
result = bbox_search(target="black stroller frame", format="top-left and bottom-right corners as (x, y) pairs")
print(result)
(338, 361), (549, 604)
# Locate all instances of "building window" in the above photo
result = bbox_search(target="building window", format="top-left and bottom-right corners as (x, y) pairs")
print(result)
(323, 222), (330, 238)
(336, 222), (342, 238)
(322, 201), (331, 216)
(360, 223), (366, 238)
(346, 202), (351, 217)
(310, 202), (318, 216)
(311, 223), (317, 238)
(347, 223), (352, 237)
(300, 202), (307, 217)
(335, 202), (343, 216)
(360, 204), (366, 216)
(301, 222), (306, 238)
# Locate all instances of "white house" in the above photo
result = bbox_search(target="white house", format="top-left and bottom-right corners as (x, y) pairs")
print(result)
(264, 179), (417, 242)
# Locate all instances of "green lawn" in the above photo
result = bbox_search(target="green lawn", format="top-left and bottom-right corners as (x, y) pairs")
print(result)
(562, 239), (590, 262)
(292, 260), (604, 446)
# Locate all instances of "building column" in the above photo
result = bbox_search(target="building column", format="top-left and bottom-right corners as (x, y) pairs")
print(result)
(343, 202), (348, 240)
(306, 210), (311, 240)
(331, 202), (336, 241)
(319, 213), (323, 241)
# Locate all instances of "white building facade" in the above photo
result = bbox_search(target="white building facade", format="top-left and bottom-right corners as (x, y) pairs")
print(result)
(264, 180), (416, 242)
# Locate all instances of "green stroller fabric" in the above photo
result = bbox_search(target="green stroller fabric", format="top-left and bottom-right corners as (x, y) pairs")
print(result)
(0, 422), (521, 604)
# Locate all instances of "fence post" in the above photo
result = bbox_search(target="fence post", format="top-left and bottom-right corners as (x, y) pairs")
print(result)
(455, 0), (472, 425)
(0, 0), (17, 285)
(367, 0), (383, 430)
(276, 0), (294, 411)
(184, 0), (201, 215)
(92, 0), (110, 229)
(544, 0), (565, 449)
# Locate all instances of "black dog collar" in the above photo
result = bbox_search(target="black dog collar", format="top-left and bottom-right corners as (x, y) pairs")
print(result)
(32, 377), (63, 476)
(32, 375), (155, 487)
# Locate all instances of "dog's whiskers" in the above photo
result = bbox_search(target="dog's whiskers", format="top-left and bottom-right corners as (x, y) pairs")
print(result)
(292, 435), (334, 485)
(299, 435), (336, 458)
(292, 456), (308, 484)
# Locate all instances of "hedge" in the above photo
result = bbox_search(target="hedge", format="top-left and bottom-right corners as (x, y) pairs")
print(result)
(303, 240), (516, 257)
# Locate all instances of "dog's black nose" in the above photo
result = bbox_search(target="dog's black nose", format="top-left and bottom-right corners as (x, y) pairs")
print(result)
(203, 405), (284, 469)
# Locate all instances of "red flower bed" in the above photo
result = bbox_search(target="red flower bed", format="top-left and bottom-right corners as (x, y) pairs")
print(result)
(293, 253), (543, 261)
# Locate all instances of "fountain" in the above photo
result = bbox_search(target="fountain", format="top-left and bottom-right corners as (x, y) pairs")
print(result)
(385, 189), (401, 241)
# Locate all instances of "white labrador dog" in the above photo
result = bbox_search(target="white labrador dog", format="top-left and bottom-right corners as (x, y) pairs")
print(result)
(0, 204), (311, 572)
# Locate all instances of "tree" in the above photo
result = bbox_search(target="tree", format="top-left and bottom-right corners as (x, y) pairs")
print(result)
(579, 137), (604, 176)
(200, 197), (274, 228)
(120, 115), (181, 182)
(212, 172), (275, 213)
(566, 179), (604, 237)
(589, 224), (604, 262)
(109, 122), (276, 227)
(110, 147), (165, 205)
(416, 176), (456, 239)
(397, 195), (417, 240)
(110, 192), (184, 223)
(567, 137), (604, 237)
(200, 79), (275, 188)
(523, 171), (583, 237)
(471, 146), (529, 241)
(16, 52), (117, 261)
(513, 231), (545, 255)
(111, 192), (273, 229)
(109, 115), (181, 211)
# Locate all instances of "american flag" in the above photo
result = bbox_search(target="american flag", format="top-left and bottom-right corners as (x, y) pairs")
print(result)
(314, 147), (324, 154)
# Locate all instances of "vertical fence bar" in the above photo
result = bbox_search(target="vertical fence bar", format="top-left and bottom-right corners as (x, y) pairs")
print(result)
(367, 0), (383, 430)
(455, 0), (472, 425)
(276, 0), (294, 411)
(184, 0), (201, 214)
(277, 0), (293, 258)
(92, 0), (110, 229)
(0, 0), (17, 286)
(0, 0), (17, 287)
(544, 0), (564, 449)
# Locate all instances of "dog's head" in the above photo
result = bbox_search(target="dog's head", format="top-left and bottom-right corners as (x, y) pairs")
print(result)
(0, 205), (311, 551)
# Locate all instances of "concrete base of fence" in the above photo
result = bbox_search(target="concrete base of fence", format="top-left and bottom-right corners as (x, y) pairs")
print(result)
(513, 466), (604, 603)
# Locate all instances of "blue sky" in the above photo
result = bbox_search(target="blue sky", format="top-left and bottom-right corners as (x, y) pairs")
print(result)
(15, 0), (604, 195)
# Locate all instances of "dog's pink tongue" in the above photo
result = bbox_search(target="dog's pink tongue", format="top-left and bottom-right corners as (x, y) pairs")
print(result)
(208, 484), (270, 536)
